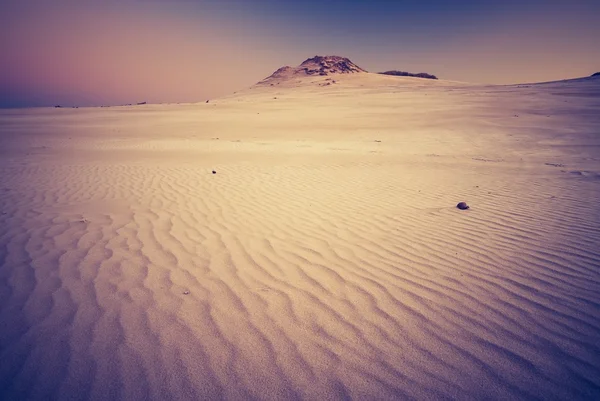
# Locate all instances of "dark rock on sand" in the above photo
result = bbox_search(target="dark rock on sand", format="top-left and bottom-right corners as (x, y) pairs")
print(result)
(456, 202), (469, 210)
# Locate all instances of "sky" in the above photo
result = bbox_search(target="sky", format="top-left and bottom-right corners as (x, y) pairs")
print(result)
(1, 0), (599, 108)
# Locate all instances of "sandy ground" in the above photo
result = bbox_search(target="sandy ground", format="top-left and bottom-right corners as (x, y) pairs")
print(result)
(1, 73), (599, 400)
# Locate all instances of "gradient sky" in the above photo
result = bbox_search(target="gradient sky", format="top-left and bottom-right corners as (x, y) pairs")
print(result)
(1, 0), (599, 108)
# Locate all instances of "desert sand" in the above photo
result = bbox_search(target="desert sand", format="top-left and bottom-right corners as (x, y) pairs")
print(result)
(1, 63), (599, 400)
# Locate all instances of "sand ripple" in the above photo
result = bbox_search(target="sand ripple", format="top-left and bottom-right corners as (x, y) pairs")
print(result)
(0, 156), (599, 400)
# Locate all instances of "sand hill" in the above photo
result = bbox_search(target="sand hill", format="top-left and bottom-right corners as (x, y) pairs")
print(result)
(1, 58), (599, 400)
(261, 55), (366, 81)
(257, 55), (440, 88)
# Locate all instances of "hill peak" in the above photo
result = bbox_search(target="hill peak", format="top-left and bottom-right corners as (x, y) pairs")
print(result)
(298, 56), (367, 74)
(259, 55), (366, 84)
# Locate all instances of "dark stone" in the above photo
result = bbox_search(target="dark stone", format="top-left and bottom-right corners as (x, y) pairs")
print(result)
(212, 170), (216, 174)
(457, 202), (469, 210)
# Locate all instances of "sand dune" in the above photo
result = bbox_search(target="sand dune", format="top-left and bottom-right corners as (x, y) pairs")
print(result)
(1, 72), (600, 400)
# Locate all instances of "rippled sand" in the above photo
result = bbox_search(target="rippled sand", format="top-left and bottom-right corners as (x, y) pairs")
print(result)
(1, 74), (599, 400)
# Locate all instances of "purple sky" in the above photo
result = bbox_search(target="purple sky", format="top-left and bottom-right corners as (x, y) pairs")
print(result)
(1, 0), (599, 108)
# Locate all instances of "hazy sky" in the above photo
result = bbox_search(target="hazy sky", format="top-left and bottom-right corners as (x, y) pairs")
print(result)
(1, 0), (599, 108)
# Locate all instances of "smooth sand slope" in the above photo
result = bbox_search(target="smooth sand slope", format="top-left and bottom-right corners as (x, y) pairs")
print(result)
(1, 71), (600, 400)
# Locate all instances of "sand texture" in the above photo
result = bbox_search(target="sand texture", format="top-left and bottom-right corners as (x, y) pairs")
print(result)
(1, 73), (600, 400)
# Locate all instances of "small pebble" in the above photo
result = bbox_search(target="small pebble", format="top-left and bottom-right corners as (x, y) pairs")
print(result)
(456, 202), (470, 210)
(183, 291), (190, 295)
(212, 170), (216, 174)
